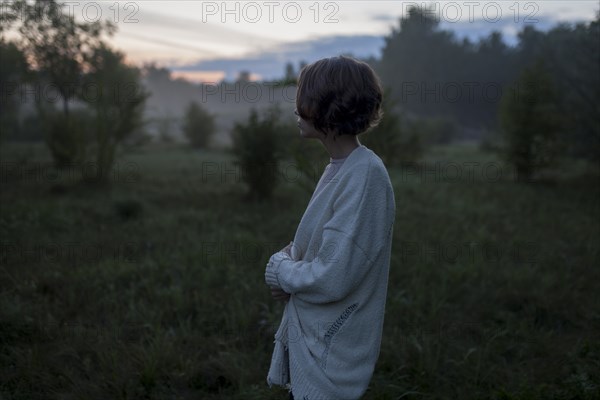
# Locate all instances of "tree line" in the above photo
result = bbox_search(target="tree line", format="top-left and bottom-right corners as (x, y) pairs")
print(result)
(1, 2), (598, 189)
(372, 6), (599, 175)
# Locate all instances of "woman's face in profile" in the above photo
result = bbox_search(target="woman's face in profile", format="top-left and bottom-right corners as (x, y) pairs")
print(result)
(294, 109), (321, 139)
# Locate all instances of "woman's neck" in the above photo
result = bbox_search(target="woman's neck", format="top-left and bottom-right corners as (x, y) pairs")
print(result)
(320, 133), (361, 159)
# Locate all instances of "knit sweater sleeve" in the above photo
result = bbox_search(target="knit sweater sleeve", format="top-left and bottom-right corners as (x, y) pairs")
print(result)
(265, 159), (394, 304)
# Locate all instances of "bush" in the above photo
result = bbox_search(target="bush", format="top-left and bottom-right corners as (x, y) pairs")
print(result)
(17, 112), (46, 142)
(479, 128), (505, 153)
(183, 101), (215, 149)
(285, 129), (329, 193)
(156, 115), (178, 144)
(0, 40), (29, 143)
(122, 127), (152, 150)
(45, 108), (94, 168)
(113, 199), (143, 221)
(407, 115), (459, 148)
(0, 108), (20, 142)
(499, 58), (564, 181)
(361, 89), (423, 166)
(231, 105), (287, 201)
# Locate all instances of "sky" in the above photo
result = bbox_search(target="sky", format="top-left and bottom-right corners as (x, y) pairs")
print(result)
(65, 1), (600, 83)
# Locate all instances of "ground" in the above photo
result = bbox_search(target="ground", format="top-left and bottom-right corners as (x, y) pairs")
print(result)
(1, 141), (599, 399)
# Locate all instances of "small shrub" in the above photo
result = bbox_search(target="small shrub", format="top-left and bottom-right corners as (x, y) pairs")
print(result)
(499, 59), (565, 181)
(113, 199), (143, 221)
(286, 132), (329, 193)
(122, 126), (152, 150)
(45, 109), (94, 169)
(183, 101), (215, 149)
(157, 116), (177, 144)
(231, 105), (286, 201)
(407, 115), (459, 148)
(479, 128), (505, 153)
(361, 88), (423, 166)
(18, 112), (46, 142)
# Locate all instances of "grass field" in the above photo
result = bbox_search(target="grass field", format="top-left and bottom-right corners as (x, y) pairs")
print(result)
(1, 141), (599, 399)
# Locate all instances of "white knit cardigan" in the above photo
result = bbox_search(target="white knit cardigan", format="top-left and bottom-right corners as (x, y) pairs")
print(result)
(265, 145), (396, 400)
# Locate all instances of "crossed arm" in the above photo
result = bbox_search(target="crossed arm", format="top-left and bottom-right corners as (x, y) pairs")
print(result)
(268, 242), (293, 302)
(264, 160), (393, 304)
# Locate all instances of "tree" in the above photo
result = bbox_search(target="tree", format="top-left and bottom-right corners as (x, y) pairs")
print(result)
(282, 62), (296, 85)
(11, 0), (116, 167)
(83, 44), (149, 183)
(541, 14), (600, 163)
(378, 6), (464, 119)
(298, 60), (308, 72)
(182, 101), (215, 149)
(377, 4), (520, 132)
(157, 113), (177, 144)
(499, 59), (564, 181)
(0, 39), (28, 142)
(142, 63), (172, 83)
(14, 0), (115, 116)
(237, 71), (251, 83)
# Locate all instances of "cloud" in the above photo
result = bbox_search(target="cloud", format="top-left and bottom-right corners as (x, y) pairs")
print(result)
(165, 10), (596, 82)
(133, 8), (283, 48)
(112, 7), (285, 64)
(371, 14), (397, 22)
(170, 34), (386, 82)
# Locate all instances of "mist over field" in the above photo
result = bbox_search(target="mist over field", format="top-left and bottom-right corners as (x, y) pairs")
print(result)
(141, 76), (299, 147)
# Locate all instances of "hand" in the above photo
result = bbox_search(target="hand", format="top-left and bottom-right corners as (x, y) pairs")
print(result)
(281, 241), (293, 257)
(270, 286), (290, 302)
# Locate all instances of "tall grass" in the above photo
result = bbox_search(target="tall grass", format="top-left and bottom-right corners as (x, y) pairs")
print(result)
(1, 141), (598, 399)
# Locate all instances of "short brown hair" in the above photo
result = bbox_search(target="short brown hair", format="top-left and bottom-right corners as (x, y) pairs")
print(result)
(295, 55), (383, 137)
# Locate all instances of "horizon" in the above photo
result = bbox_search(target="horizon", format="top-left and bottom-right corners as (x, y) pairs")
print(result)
(115, 0), (598, 84)
(9, 0), (593, 84)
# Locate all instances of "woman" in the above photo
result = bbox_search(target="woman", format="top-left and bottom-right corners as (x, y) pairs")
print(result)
(264, 55), (396, 400)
